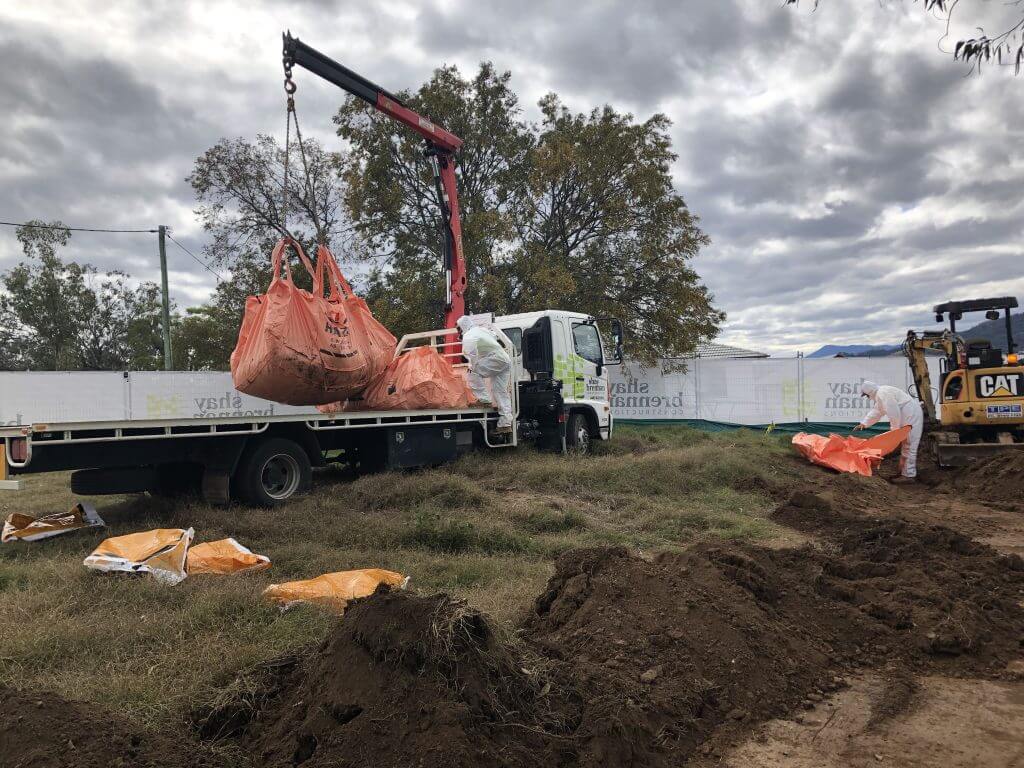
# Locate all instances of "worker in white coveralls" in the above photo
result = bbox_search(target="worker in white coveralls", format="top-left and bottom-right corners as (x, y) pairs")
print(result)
(852, 380), (924, 483)
(456, 316), (513, 433)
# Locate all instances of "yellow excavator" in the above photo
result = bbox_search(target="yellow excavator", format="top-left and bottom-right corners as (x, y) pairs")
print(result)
(903, 297), (1024, 467)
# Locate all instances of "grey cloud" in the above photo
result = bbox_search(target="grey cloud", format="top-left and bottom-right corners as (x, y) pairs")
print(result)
(2, 0), (1022, 355)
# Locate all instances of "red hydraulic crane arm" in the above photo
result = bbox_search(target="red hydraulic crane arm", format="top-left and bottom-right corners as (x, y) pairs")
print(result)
(282, 32), (467, 331)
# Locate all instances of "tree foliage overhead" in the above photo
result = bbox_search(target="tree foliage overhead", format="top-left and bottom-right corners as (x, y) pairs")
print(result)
(188, 133), (351, 269)
(0, 221), (166, 371)
(335, 63), (722, 362)
(785, 0), (1024, 74)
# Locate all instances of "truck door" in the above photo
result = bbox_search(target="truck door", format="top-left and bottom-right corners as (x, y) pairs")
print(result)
(567, 320), (612, 436)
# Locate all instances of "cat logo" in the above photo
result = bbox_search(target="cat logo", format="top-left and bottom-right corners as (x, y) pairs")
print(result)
(977, 374), (1022, 398)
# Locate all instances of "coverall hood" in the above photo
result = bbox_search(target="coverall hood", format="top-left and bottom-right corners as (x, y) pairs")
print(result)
(456, 316), (473, 333)
(861, 380), (879, 398)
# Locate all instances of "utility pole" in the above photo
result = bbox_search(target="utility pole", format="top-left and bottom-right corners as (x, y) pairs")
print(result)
(157, 225), (173, 370)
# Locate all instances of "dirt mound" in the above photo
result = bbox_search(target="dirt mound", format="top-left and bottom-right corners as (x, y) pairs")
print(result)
(525, 545), (875, 764)
(226, 550), (875, 768)
(953, 451), (1024, 509)
(206, 520), (1023, 767)
(0, 687), (216, 768)
(775, 501), (1024, 668)
(238, 588), (566, 768)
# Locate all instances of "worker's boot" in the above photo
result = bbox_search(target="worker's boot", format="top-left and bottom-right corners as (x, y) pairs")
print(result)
(891, 475), (917, 485)
(493, 424), (512, 435)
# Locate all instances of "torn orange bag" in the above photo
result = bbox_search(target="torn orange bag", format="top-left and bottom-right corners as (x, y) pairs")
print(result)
(231, 240), (396, 405)
(792, 426), (912, 476)
(186, 538), (270, 575)
(83, 528), (194, 585)
(262, 568), (407, 613)
(2, 502), (104, 543)
(319, 346), (475, 413)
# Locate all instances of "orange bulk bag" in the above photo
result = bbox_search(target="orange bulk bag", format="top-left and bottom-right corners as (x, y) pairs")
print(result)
(230, 239), (395, 405)
(336, 346), (476, 412)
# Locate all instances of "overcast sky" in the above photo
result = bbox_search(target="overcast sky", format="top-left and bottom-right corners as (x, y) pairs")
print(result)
(2, 0), (1022, 355)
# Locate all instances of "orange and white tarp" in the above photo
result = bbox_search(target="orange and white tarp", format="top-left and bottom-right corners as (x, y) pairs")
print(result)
(2, 502), (105, 543)
(187, 538), (271, 575)
(792, 426), (912, 476)
(84, 528), (194, 585)
(263, 568), (408, 613)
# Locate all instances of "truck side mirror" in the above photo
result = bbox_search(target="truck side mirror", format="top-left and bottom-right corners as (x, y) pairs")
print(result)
(610, 319), (624, 364)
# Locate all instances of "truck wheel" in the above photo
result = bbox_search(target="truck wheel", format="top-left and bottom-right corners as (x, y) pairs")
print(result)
(566, 412), (591, 455)
(235, 438), (312, 507)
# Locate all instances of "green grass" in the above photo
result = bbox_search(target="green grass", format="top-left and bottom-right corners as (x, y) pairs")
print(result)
(0, 424), (799, 732)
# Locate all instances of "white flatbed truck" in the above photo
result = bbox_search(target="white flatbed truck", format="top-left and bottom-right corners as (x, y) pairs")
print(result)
(0, 312), (622, 506)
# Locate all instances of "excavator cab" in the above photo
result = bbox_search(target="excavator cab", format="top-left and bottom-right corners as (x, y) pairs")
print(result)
(905, 297), (1024, 466)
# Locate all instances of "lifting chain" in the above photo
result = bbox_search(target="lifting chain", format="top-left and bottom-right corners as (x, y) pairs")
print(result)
(281, 60), (325, 245)
(282, 62), (296, 235)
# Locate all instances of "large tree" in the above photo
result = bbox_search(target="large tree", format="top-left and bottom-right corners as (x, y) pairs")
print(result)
(786, 0), (1024, 73)
(0, 221), (166, 371)
(335, 63), (722, 361)
(335, 63), (532, 335)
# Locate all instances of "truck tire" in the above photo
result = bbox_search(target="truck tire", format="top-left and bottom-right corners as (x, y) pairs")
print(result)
(234, 438), (312, 507)
(566, 412), (591, 455)
(71, 467), (157, 495)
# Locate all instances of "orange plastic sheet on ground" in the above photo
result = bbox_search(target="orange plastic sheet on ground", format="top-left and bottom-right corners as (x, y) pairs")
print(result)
(792, 426), (912, 476)
(2, 502), (105, 543)
(263, 568), (408, 613)
(186, 538), (271, 575)
(320, 345), (475, 414)
(84, 528), (194, 585)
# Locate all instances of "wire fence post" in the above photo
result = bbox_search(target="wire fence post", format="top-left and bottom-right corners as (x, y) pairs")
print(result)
(797, 351), (805, 423)
(694, 354), (701, 421)
(157, 225), (173, 370)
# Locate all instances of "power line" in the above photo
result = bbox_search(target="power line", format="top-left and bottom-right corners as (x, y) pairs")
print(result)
(0, 220), (157, 233)
(165, 232), (223, 283)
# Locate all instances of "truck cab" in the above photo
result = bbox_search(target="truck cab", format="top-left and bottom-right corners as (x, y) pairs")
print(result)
(492, 310), (623, 453)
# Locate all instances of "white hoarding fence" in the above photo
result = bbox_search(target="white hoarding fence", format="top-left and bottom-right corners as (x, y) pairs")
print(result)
(0, 371), (319, 427)
(2, 356), (940, 430)
(610, 356), (940, 426)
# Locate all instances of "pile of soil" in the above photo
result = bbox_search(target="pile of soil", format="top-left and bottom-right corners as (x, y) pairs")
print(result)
(523, 545), (875, 764)
(952, 451), (1024, 509)
(237, 589), (567, 768)
(0, 686), (217, 768)
(222, 512), (1022, 766)
(221, 551), (873, 767)
(775, 498), (1024, 667)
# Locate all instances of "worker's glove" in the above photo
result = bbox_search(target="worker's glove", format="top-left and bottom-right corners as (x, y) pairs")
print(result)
(851, 424), (865, 432)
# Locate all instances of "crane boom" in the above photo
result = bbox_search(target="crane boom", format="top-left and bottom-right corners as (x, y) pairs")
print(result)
(281, 32), (467, 330)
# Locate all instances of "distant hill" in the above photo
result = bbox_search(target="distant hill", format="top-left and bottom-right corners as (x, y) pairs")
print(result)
(807, 344), (898, 358)
(808, 311), (1024, 358)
